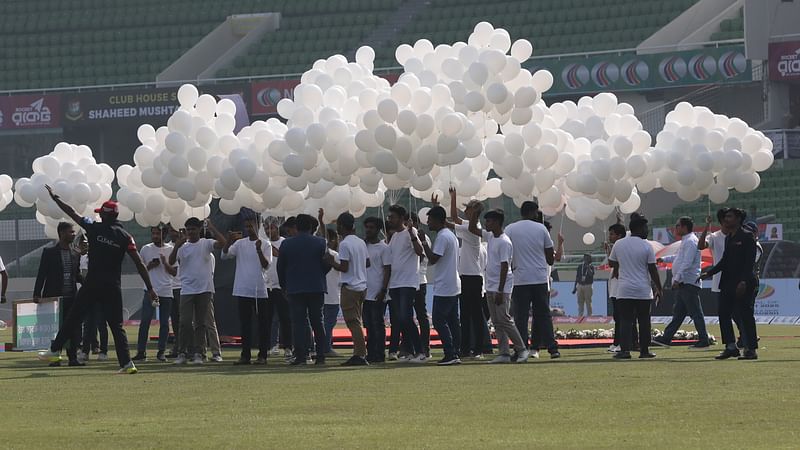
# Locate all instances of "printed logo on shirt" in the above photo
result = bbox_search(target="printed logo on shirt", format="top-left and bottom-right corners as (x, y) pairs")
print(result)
(96, 235), (121, 249)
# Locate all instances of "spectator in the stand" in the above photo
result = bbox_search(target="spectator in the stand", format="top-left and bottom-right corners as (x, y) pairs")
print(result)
(572, 254), (595, 317)
(33, 222), (83, 366)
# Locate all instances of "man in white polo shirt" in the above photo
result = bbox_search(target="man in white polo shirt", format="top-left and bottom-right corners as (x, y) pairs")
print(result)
(222, 215), (271, 365)
(505, 201), (559, 359)
(608, 213), (663, 360)
(325, 212), (370, 366)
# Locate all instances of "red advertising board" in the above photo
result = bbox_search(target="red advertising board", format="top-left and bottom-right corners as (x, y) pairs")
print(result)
(0, 94), (61, 130)
(769, 40), (800, 81)
(251, 79), (300, 115)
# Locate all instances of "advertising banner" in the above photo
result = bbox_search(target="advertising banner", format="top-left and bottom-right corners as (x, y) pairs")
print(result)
(63, 84), (249, 125)
(754, 279), (800, 316)
(528, 45), (751, 95)
(13, 298), (60, 351)
(768, 40), (800, 82)
(549, 281), (608, 317)
(0, 94), (61, 130)
(251, 79), (301, 115)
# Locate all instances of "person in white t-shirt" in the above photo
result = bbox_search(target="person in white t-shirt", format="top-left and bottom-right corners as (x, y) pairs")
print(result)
(505, 201), (560, 358)
(386, 204), (427, 363)
(420, 206), (462, 366)
(608, 213), (663, 360)
(321, 227), (341, 358)
(409, 212), (432, 358)
(325, 212), (370, 366)
(132, 226), (177, 362)
(265, 218), (293, 358)
(447, 187), (492, 359)
(222, 216), (272, 365)
(363, 217), (391, 363)
(468, 209), (530, 364)
(169, 217), (227, 365)
(606, 223), (636, 354)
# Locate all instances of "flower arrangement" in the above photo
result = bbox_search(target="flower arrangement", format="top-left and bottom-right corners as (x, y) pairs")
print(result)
(552, 328), (716, 342)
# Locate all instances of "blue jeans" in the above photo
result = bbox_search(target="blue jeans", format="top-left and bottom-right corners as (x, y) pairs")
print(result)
(433, 295), (461, 359)
(137, 293), (172, 353)
(323, 304), (340, 353)
(512, 283), (558, 352)
(389, 287), (422, 355)
(662, 284), (709, 344)
(288, 293), (326, 361)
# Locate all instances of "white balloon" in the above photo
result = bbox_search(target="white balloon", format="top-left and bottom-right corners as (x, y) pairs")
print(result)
(582, 232), (596, 245)
(177, 84), (199, 107)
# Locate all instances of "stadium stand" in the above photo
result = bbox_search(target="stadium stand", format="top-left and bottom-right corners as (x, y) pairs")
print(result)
(709, 7), (744, 42)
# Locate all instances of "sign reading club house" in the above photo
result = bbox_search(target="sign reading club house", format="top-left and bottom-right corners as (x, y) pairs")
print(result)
(0, 94), (61, 130)
(769, 40), (800, 81)
(63, 88), (180, 124)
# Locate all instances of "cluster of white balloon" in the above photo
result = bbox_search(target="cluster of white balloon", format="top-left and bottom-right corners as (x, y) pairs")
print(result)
(8, 22), (774, 238)
(651, 101), (774, 204)
(0, 175), (13, 213)
(13, 142), (115, 238)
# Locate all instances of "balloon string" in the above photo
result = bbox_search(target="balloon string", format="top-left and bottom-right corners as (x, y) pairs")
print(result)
(559, 207), (565, 235)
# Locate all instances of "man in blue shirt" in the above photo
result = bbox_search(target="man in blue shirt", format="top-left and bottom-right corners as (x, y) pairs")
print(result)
(277, 214), (331, 366)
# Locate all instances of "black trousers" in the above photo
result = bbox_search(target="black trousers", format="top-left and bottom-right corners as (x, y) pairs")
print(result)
(512, 283), (558, 351)
(415, 284), (431, 353)
(460, 275), (490, 355)
(58, 295), (78, 362)
(268, 288), (292, 349)
(288, 292), (325, 361)
(617, 299), (651, 353)
(52, 282), (131, 367)
(237, 296), (270, 360)
(611, 297), (638, 347)
(169, 288), (181, 353)
(719, 281), (758, 349)
(363, 300), (386, 361)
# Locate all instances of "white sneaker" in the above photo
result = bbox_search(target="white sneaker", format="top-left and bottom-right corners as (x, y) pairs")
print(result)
(270, 345), (281, 356)
(174, 354), (188, 365)
(210, 354), (223, 363)
(607, 345), (621, 353)
(190, 353), (204, 365)
(531, 351), (540, 359)
(489, 354), (512, 364)
(284, 349), (294, 360)
(37, 350), (61, 363)
(117, 361), (138, 374)
(97, 353), (108, 361)
(472, 353), (484, 360)
(388, 352), (399, 361)
(409, 354), (428, 363)
(516, 349), (531, 363)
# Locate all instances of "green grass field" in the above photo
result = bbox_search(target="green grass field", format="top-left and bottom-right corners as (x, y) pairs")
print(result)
(1, 324), (798, 449)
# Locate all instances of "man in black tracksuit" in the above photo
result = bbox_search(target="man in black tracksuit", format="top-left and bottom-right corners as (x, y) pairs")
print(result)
(701, 208), (758, 360)
(33, 222), (82, 366)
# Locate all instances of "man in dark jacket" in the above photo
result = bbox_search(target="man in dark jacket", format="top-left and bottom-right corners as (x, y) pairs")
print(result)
(33, 222), (83, 366)
(701, 208), (759, 360)
(277, 214), (331, 366)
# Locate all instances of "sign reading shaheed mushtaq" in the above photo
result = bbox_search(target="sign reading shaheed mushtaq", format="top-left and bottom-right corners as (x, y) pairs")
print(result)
(63, 89), (180, 124)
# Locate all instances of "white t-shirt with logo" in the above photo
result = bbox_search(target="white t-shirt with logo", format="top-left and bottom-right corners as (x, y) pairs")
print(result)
(705, 231), (726, 293)
(388, 229), (420, 289)
(140, 242), (176, 298)
(454, 223), (483, 276)
(337, 234), (368, 292)
(366, 241), (390, 301)
(431, 228), (461, 297)
(485, 232), (514, 294)
(222, 237), (271, 298)
(504, 220), (554, 285)
(176, 238), (216, 295)
(608, 235), (656, 300)
(265, 237), (284, 289)
(325, 250), (341, 305)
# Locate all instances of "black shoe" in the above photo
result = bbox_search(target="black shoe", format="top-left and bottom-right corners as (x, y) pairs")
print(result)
(688, 341), (711, 349)
(639, 352), (657, 359)
(437, 356), (461, 365)
(233, 358), (252, 366)
(68, 360), (86, 367)
(651, 337), (670, 347)
(613, 351), (632, 360)
(738, 350), (758, 360)
(49, 361), (62, 367)
(314, 358), (326, 366)
(366, 357), (385, 363)
(549, 350), (561, 359)
(736, 338), (744, 349)
(156, 351), (166, 362)
(131, 352), (147, 362)
(289, 358), (307, 366)
(715, 349), (741, 360)
(165, 351), (178, 359)
(91, 347), (100, 355)
(341, 356), (369, 366)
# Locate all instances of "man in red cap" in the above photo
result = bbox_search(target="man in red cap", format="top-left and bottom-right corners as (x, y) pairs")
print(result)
(38, 187), (159, 374)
